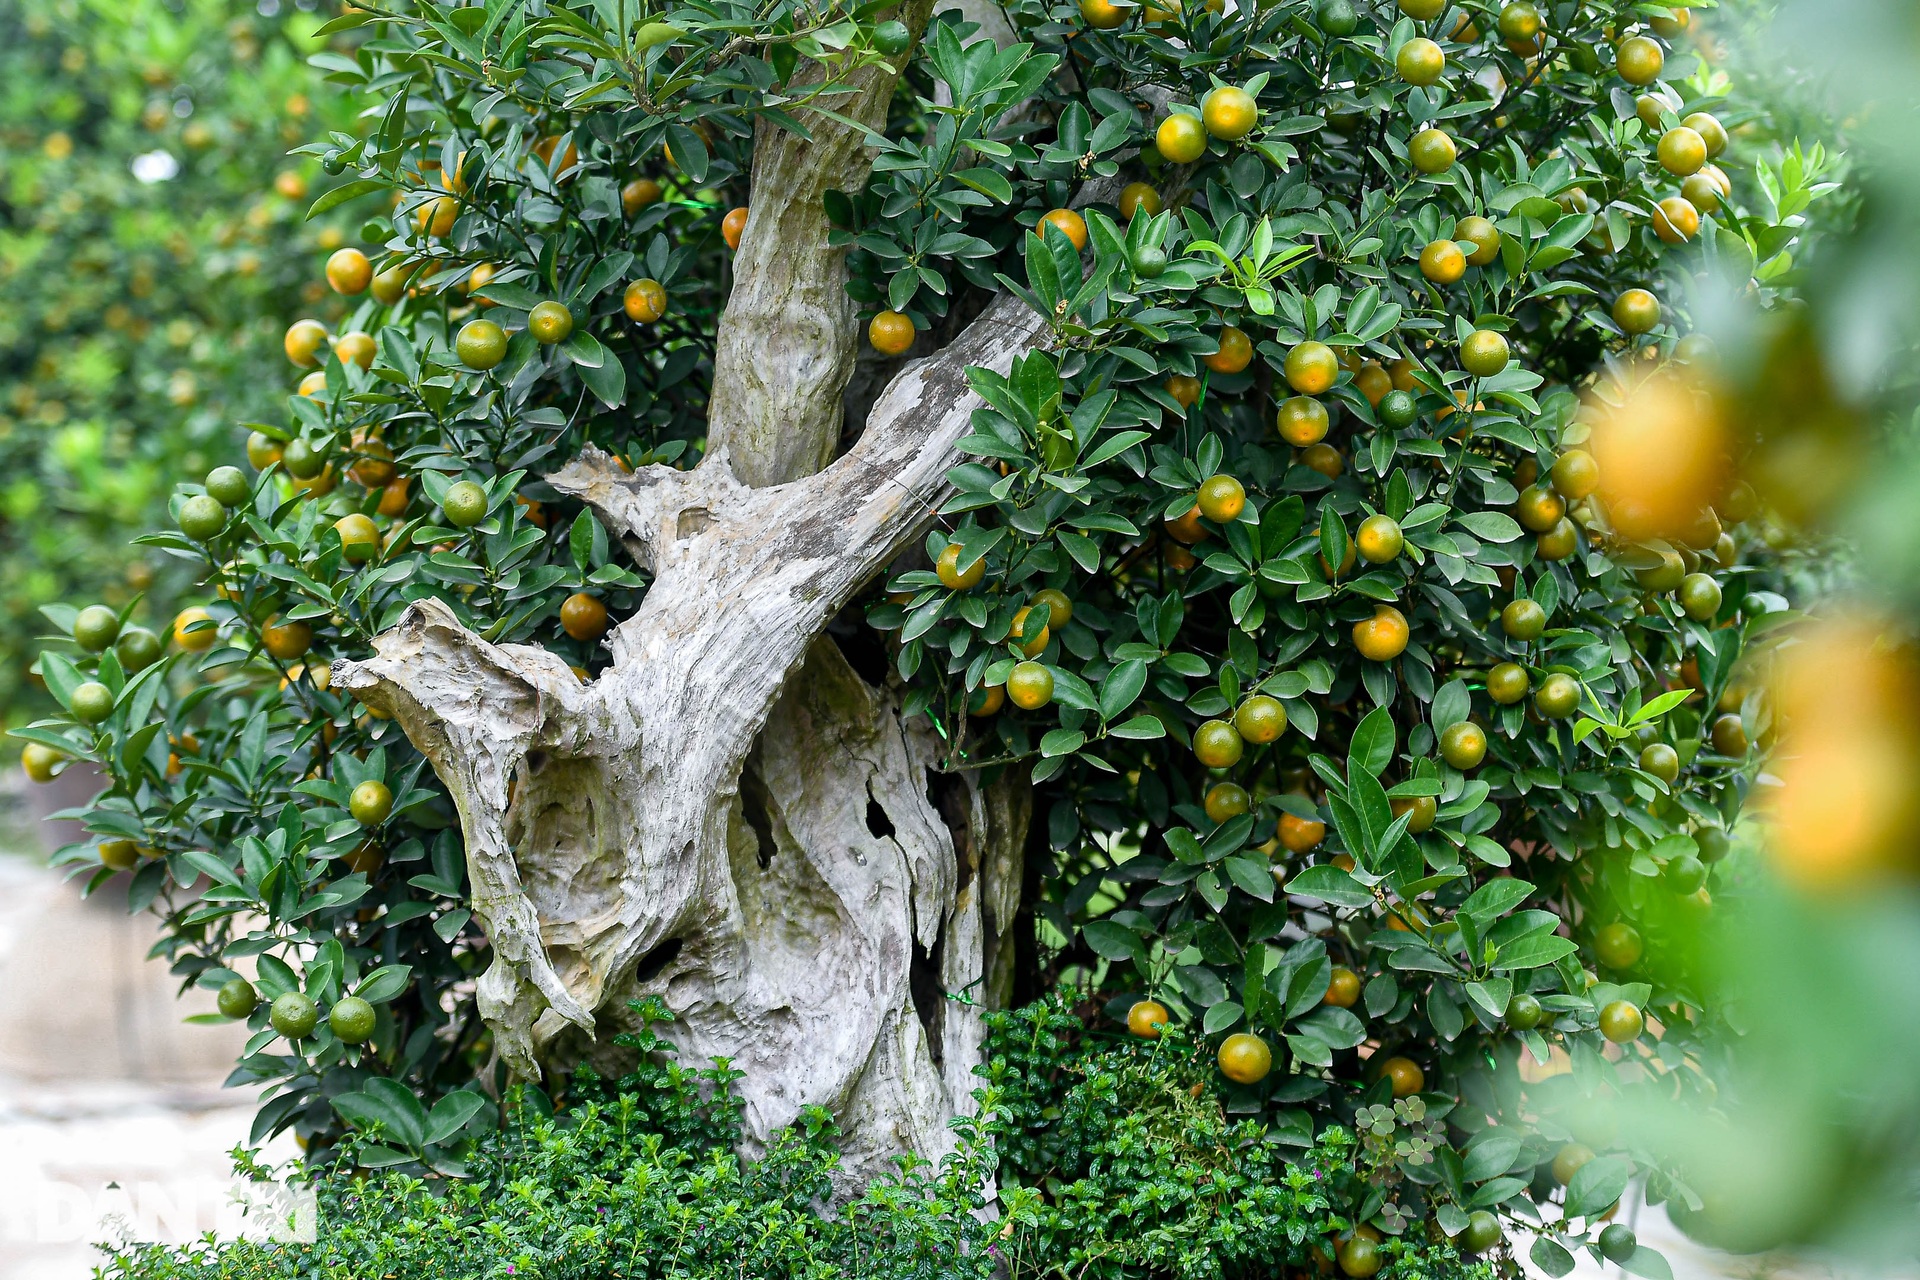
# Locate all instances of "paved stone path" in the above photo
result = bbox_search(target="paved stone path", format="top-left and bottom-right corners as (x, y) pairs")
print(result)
(0, 836), (295, 1279)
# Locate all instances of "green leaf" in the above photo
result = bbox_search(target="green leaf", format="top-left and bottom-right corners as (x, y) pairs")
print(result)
(1492, 932), (1579, 970)
(1082, 919), (1143, 961)
(1464, 977), (1512, 1021)
(1224, 855), (1276, 902)
(1470, 1175), (1529, 1207)
(1348, 706), (1396, 780)
(354, 964), (414, 1004)
(631, 21), (685, 50)
(1458, 878), (1533, 919)
(1530, 1238), (1576, 1278)
(424, 1090), (489, 1146)
(334, 1078), (430, 1149)
(1296, 1005), (1366, 1049)
(561, 330), (607, 368)
(1461, 1129), (1523, 1182)
(1081, 430), (1152, 469)
(1628, 687), (1694, 724)
(1202, 1001), (1244, 1033)
(180, 850), (244, 889)
(1108, 714), (1166, 740)
(1284, 864), (1373, 908)
(1100, 660), (1148, 721)
(1565, 1154), (1632, 1220)
(1430, 678), (1470, 732)
(1455, 511), (1523, 542)
(1040, 728), (1087, 757)
(576, 349), (626, 408)
(1621, 1246), (1675, 1280)
(1463, 834), (1512, 867)
(1318, 505), (1348, 582)
(305, 179), (386, 218)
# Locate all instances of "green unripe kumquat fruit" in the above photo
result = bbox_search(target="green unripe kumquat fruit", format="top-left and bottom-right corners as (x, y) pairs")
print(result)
(206, 466), (251, 507)
(1614, 288), (1662, 334)
(1595, 921), (1644, 969)
(350, 780), (394, 826)
(217, 979), (258, 1020)
(1453, 216), (1501, 265)
(1324, 967), (1361, 1007)
(1501, 599), (1546, 641)
(1679, 572), (1722, 620)
(334, 514), (380, 563)
(1217, 1032), (1272, 1083)
(1461, 1210), (1503, 1253)
(1355, 514), (1404, 563)
(442, 480), (489, 528)
(528, 301), (574, 344)
(1378, 389), (1418, 429)
(1440, 721), (1487, 770)
(1535, 672), (1580, 718)
(1552, 449), (1600, 499)
(1156, 113), (1208, 164)
(329, 995), (377, 1044)
(73, 604), (121, 652)
(1201, 86), (1258, 141)
(455, 319), (508, 369)
(1639, 742), (1681, 783)
(1658, 126), (1708, 177)
(1599, 1225), (1638, 1264)
(115, 627), (163, 671)
(1409, 127), (1456, 173)
(1008, 662), (1053, 709)
(1666, 853), (1708, 894)
(1338, 1236), (1382, 1279)
(1234, 695), (1287, 743)
(1553, 1143), (1595, 1184)
(936, 543), (985, 589)
(21, 742), (66, 782)
(178, 494), (227, 541)
(1419, 239), (1467, 285)
(1616, 35), (1664, 85)
(1486, 662), (1530, 704)
(1460, 329), (1511, 377)
(1197, 474), (1246, 522)
(1204, 782), (1252, 823)
(72, 680), (115, 724)
(1396, 37), (1445, 85)
(1598, 999), (1644, 1043)
(1193, 719), (1244, 768)
(1284, 341), (1340, 394)
(270, 992), (319, 1040)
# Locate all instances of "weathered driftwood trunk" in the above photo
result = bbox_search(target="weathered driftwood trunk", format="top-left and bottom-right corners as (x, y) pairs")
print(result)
(335, 13), (1059, 1175)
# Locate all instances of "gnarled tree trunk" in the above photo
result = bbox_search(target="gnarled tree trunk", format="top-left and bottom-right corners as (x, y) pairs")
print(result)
(335, 22), (1064, 1177)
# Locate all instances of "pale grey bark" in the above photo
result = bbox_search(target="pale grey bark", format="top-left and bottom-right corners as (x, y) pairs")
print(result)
(705, 0), (937, 488)
(336, 292), (1046, 1173)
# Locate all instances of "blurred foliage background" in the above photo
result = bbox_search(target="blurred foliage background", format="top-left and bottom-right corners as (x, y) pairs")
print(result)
(0, 0), (354, 723)
(1606, 0), (1920, 1265)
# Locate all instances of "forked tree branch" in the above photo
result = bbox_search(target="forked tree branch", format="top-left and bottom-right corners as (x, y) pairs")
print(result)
(336, 82), (1113, 1161)
(336, 287), (1048, 1082)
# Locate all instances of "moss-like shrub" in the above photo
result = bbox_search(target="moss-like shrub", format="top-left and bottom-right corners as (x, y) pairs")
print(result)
(101, 999), (1492, 1280)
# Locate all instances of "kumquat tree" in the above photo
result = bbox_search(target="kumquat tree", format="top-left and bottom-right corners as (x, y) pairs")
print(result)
(12, 0), (1861, 1274)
